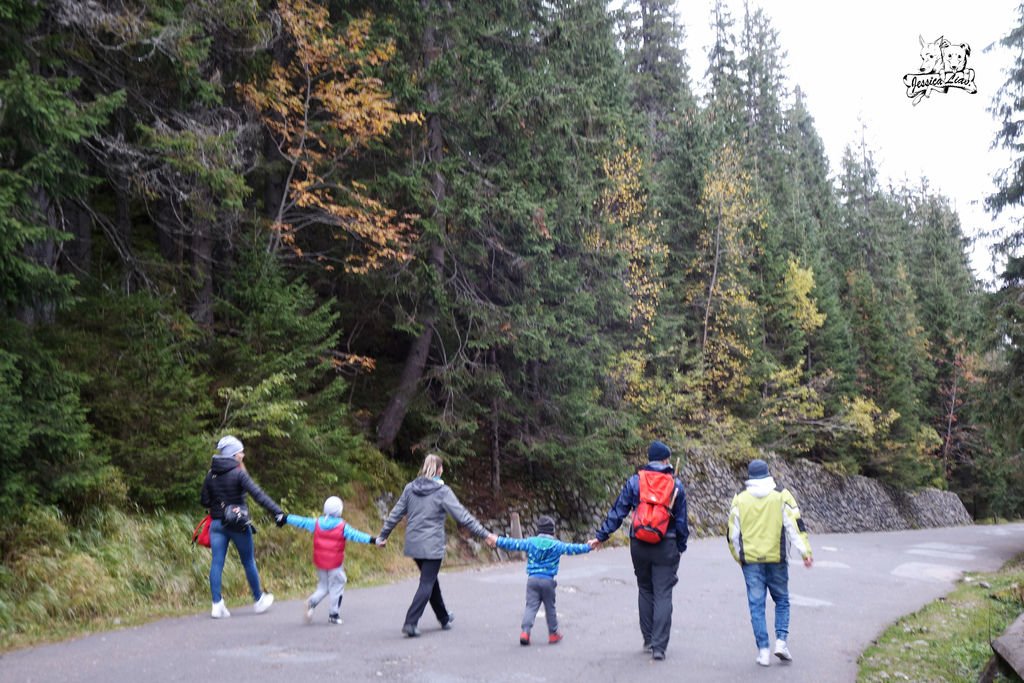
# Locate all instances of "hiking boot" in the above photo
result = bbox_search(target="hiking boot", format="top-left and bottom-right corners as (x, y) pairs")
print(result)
(441, 612), (455, 630)
(254, 593), (274, 614)
(402, 624), (420, 638)
(756, 648), (771, 667)
(652, 650), (665, 661)
(548, 632), (563, 645)
(519, 631), (530, 646)
(328, 614), (343, 625)
(304, 602), (315, 624)
(774, 639), (792, 661)
(211, 600), (231, 619)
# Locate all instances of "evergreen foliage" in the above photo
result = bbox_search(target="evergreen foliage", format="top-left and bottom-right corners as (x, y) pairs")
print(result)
(0, 0), (1014, 535)
(981, 3), (1024, 518)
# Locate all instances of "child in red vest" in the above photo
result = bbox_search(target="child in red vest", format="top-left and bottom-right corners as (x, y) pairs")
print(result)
(284, 496), (376, 624)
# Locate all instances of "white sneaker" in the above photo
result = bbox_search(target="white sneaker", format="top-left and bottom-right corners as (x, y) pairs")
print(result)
(254, 593), (274, 614)
(756, 648), (771, 667)
(304, 603), (315, 624)
(774, 639), (792, 661)
(211, 600), (231, 619)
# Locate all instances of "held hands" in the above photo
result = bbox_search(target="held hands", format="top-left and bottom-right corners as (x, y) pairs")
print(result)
(587, 538), (601, 550)
(803, 556), (814, 568)
(485, 533), (497, 548)
(275, 513), (287, 527)
(376, 536), (387, 548)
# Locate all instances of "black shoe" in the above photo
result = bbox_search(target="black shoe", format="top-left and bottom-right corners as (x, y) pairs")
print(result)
(402, 624), (420, 638)
(441, 612), (454, 630)
(652, 650), (666, 661)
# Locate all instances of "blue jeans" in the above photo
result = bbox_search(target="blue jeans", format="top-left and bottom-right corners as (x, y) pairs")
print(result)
(741, 561), (790, 649)
(209, 519), (262, 603)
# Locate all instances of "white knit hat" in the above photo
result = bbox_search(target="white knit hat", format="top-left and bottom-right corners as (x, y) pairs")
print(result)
(323, 496), (343, 517)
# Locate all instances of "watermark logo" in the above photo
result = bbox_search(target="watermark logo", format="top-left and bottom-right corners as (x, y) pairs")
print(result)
(903, 35), (977, 105)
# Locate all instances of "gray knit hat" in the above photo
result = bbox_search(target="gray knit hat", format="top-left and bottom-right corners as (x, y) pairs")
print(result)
(536, 515), (555, 535)
(217, 435), (244, 458)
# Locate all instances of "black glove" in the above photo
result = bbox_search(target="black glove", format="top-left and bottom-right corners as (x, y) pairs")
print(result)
(275, 512), (287, 527)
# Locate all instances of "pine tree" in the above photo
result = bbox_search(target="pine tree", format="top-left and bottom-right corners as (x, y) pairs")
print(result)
(366, 0), (642, 496)
(0, 0), (124, 510)
(979, 2), (1024, 516)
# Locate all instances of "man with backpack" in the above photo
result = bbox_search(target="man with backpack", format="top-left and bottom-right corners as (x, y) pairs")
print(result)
(591, 440), (688, 662)
(727, 458), (813, 667)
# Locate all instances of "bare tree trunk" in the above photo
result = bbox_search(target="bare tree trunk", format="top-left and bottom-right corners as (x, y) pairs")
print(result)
(491, 398), (501, 494)
(263, 130), (286, 245)
(191, 227), (214, 325)
(702, 204), (723, 350)
(490, 349), (501, 494)
(17, 188), (59, 325)
(376, 244), (444, 451)
(376, 2), (447, 453)
(62, 199), (91, 276)
(942, 359), (960, 476)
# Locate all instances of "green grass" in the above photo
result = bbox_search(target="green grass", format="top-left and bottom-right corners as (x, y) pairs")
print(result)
(0, 490), (493, 653)
(858, 554), (1024, 683)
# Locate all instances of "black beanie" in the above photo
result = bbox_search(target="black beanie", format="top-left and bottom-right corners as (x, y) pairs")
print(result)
(536, 515), (555, 535)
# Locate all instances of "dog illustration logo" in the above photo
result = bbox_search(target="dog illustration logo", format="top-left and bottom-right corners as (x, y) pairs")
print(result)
(918, 35), (944, 74)
(904, 35), (977, 104)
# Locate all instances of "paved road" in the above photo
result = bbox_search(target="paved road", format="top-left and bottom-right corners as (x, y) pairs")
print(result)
(3, 523), (1023, 683)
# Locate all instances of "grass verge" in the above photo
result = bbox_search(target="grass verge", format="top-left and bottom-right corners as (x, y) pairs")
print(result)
(0, 487), (495, 653)
(858, 553), (1024, 683)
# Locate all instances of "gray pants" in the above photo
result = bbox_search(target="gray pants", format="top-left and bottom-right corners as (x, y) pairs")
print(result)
(522, 575), (558, 634)
(308, 566), (347, 616)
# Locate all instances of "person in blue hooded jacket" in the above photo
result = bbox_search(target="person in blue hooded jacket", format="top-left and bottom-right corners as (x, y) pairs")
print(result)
(493, 515), (591, 646)
(591, 440), (689, 662)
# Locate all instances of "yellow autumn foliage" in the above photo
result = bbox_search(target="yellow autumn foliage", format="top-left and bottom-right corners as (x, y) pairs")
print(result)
(240, 0), (422, 272)
(593, 141), (667, 340)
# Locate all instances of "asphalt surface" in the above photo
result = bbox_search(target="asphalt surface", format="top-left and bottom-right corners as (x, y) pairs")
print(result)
(3, 523), (1023, 683)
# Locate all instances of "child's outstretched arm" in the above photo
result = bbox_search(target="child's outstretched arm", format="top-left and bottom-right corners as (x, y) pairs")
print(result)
(556, 541), (592, 556)
(284, 514), (317, 533)
(342, 523), (375, 544)
(495, 536), (533, 553)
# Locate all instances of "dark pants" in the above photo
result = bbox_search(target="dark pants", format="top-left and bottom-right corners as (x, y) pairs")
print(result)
(630, 537), (681, 655)
(522, 576), (558, 634)
(404, 558), (450, 628)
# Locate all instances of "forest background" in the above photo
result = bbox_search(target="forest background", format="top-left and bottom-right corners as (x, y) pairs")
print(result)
(3, 0), (1024, 646)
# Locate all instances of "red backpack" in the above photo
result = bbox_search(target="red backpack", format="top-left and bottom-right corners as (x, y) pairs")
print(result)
(631, 470), (678, 544)
(192, 514), (212, 548)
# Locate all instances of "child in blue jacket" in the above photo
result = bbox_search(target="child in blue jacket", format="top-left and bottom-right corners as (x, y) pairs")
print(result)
(284, 496), (376, 624)
(494, 515), (591, 645)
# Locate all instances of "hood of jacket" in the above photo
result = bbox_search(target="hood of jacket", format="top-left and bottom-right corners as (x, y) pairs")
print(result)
(210, 455), (240, 476)
(411, 477), (444, 496)
(744, 476), (778, 498)
(641, 461), (675, 475)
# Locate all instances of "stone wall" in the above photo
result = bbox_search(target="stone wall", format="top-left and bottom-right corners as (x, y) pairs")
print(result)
(479, 453), (972, 542)
(684, 453), (972, 537)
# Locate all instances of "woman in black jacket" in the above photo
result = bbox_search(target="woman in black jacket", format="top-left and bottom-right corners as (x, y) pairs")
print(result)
(200, 435), (286, 618)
